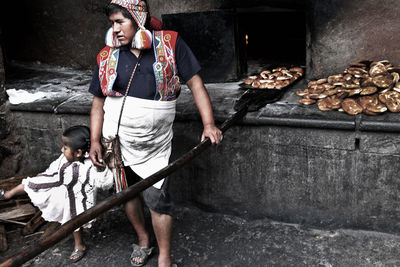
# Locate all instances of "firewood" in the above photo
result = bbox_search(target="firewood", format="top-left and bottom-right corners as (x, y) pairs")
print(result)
(0, 204), (36, 221)
(0, 224), (8, 252)
(22, 211), (45, 236)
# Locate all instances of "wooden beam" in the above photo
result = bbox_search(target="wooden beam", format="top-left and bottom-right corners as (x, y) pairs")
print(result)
(0, 204), (36, 221)
(0, 224), (7, 252)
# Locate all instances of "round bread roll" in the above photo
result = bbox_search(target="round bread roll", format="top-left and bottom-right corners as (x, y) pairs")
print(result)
(300, 98), (316, 105)
(326, 88), (339, 96)
(358, 95), (378, 110)
(252, 80), (261, 88)
(366, 102), (387, 113)
(343, 83), (360, 89)
(360, 77), (375, 87)
(330, 97), (342, 109)
(360, 86), (378, 95)
(328, 74), (344, 84)
(378, 90), (400, 104)
(316, 78), (328, 84)
(308, 85), (325, 94)
(341, 98), (363, 115)
(369, 62), (387, 77)
(347, 88), (362, 96)
(317, 98), (332, 111)
(372, 73), (394, 88)
(260, 70), (271, 79)
(392, 72), (400, 83)
(385, 97), (400, 112)
(244, 75), (257, 85)
(296, 89), (308, 96)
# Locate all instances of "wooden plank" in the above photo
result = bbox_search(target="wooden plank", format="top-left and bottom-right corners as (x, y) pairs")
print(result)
(0, 199), (30, 210)
(0, 224), (8, 252)
(0, 219), (26, 226)
(0, 204), (36, 221)
(22, 211), (45, 236)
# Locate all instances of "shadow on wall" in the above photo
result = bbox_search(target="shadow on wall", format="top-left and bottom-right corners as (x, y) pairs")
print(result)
(307, 0), (400, 78)
(0, 0), (110, 70)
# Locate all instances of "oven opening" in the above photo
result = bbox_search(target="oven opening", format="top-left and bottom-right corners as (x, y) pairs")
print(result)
(237, 8), (306, 75)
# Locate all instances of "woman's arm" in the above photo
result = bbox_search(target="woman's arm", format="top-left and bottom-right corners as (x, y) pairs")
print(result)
(89, 96), (106, 167)
(186, 74), (222, 145)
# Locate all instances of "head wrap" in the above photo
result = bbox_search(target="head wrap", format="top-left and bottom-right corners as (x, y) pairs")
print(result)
(106, 0), (152, 50)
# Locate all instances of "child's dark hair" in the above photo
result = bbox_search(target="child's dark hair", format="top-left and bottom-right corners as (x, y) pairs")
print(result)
(62, 126), (91, 155)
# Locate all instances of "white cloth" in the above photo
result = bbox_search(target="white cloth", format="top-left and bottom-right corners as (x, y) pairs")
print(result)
(6, 89), (47, 104)
(22, 154), (113, 228)
(102, 96), (176, 189)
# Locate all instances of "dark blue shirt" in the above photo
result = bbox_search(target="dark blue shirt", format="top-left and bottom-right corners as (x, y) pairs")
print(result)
(88, 36), (201, 100)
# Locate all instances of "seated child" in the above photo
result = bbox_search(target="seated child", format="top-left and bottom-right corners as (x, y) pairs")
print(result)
(0, 125), (113, 263)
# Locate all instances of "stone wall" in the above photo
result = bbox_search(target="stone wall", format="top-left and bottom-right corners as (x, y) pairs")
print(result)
(0, 0), (225, 70)
(7, 105), (400, 234)
(170, 121), (400, 234)
(1, 0), (109, 69)
(0, 31), (11, 174)
(307, 0), (400, 79)
(3, 0), (399, 80)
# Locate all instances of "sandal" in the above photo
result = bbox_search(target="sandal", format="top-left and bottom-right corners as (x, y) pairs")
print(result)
(130, 243), (154, 267)
(0, 189), (6, 201)
(70, 248), (86, 263)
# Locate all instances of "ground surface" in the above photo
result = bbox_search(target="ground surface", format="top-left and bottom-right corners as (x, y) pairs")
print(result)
(1, 204), (400, 267)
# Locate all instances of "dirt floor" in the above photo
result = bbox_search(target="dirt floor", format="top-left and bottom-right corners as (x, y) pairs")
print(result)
(1, 203), (400, 267)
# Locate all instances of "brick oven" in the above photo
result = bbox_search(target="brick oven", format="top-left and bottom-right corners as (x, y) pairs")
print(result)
(162, 3), (306, 82)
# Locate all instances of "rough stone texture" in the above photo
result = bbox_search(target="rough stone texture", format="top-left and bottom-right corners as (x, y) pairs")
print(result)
(0, 33), (11, 171)
(148, 0), (305, 20)
(1, 0), (109, 69)
(170, 122), (400, 234)
(307, 0), (400, 79)
(3, 0), (399, 81)
(1, 205), (400, 266)
(1, 0), (227, 69)
(4, 63), (400, 234)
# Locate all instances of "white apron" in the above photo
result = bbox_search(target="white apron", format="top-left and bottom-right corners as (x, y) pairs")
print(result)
(102, 96), (176, 189)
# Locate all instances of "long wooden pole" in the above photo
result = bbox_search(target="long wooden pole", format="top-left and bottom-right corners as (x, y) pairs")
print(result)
(0, 106), (248, 267)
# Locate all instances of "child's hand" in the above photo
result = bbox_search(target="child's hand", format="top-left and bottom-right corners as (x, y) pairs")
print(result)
(90, 141), (106, 167)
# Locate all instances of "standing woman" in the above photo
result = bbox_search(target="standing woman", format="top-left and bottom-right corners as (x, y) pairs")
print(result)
(88, 1), (222, 267)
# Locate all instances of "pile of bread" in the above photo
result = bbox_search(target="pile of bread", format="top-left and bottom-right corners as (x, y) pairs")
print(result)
(244, 66), (304, 90)
(297, 60), (400, 115)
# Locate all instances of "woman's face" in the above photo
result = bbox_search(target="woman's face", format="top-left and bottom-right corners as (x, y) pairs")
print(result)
(109, 11), (136, 46)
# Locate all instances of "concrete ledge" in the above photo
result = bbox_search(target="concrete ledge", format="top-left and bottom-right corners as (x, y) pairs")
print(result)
(6, 62), (400, 132)
(5, 63), (400, 234)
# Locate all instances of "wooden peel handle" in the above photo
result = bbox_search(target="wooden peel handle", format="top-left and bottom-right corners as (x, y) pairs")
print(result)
(0, 106), (248, 267)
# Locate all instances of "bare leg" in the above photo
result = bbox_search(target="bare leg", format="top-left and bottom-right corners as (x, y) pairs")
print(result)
(125, 197), (151, 265)
(70, 229), (86, 262)
(150, 209), (172, 267)
(72, 229), (86, 251)
(4, 184), (25, 199)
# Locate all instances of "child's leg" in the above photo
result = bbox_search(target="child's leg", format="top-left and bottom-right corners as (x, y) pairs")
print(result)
(70, 229), (86, 262)
(4, 184), (26, 199)
(72, 229), (86, 250)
